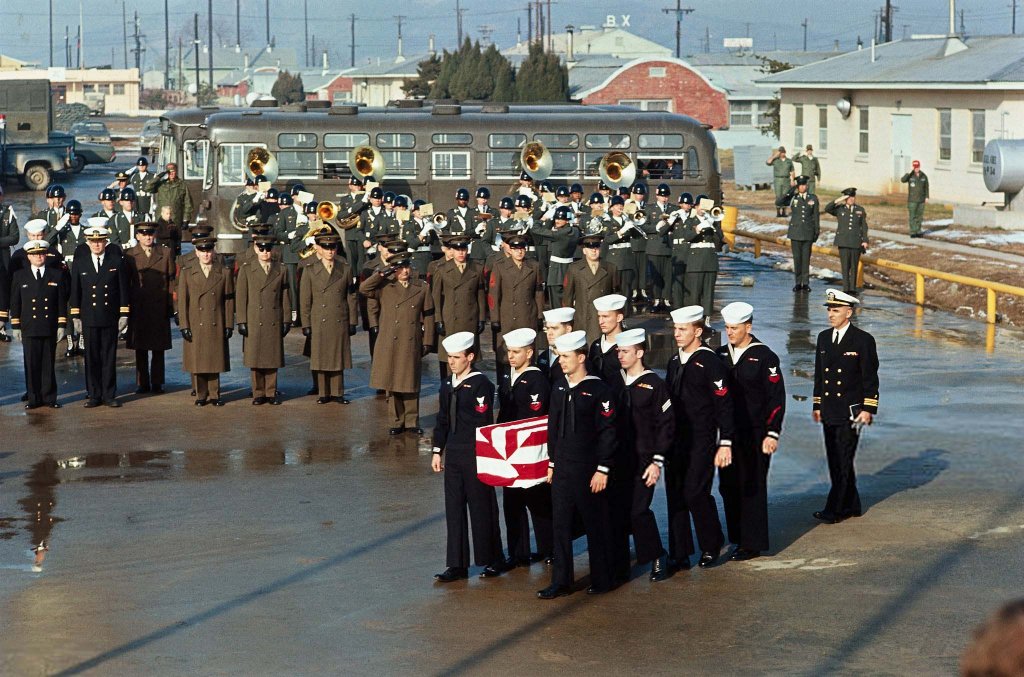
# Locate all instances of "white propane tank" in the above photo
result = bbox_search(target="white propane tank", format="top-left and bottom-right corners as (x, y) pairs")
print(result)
(982, 139), (1024, 194)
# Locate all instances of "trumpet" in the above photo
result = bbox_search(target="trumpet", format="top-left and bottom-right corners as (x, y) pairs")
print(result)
(348, 145), (386, 180)
(709, 206), (724, 222)
(598, 151), (636, 190)
(432, 214), (449, 229)
(317, 201), (339, 221)
(631, 211), (648, 227)
(520, 141), (553, 181)
(244, 147), (278, 183)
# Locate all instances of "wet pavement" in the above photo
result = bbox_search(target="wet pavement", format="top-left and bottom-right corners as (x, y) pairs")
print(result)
(2, 234), (1024, 674)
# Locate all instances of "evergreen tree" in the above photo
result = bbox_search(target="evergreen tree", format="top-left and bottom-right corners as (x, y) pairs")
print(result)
(758, 57), (793, 138)
(403, 53), (441, 98)
(271, 70), (305, 104)
(409, 38), (517, 102)
(514, 42), (568, 102)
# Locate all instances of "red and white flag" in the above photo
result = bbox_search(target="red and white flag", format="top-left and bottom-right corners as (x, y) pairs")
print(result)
(475, 416), (549, 488)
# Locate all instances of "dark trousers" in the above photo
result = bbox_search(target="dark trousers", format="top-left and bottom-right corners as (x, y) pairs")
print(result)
(23, 335), (57, 406)
(83, 326), (118, 403)
(503, 483), (553, 560)
(839, 247), (861, 293)
(791, 239), (812, 287)
(719, 432), (772, 552)
(648, 255), (671, 301)
(618, 268), (636, 306)
(629, 473), (665, 565)
(670, 259), (688, 307)
(684, 271), (717, 318)
(284, 262), (298, 319)
(633, 251), (648, 294)
(665, 458), (694, 561)
(666, 438), (724, 556)
(608, 468), (634, 581)
(550, 463), (613, 590)
(135, 350), (165, 388)
(822, 423), (862, 517)
(444, 448), (503, 568)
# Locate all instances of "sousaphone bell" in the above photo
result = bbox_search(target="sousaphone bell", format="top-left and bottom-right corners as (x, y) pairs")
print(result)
(598, 151), (636, 190)
(348, 145), (386, 180)
(244, 147), (278, 183)
(520, 141), (553, 181)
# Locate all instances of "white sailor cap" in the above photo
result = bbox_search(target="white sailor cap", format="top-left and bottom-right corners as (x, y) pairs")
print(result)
(553, 330), (587, 352)
(614, 328), (646, 347)
(593, 294), (627, 312)
(721, 301), (754, 324)
(84, 226), (111, 240)
(441, 331), (475, 355)
(23, 239), (49, 254)
(503, 327), (537, 349)
(87, 216), (110, 228)
(670, 305), (705, 324)
(24, 218), (47, 233)
(543, 306), (575, 324)
(824, 288), (859, 307)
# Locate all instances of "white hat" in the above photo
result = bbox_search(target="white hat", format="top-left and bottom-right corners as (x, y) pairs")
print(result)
(503, 327), (537, 348)
(441, 331), (475, 355)
(670, 305), (705, 324)
(721, 301), (754, 324)
(24, 218), (47, 233)
(593, 294), (627, 312)
(87, 216), (110, 228)
(824, 288), (859, 307)
(84, 226), (111, 240)
(543, 307), (575, 324)
(23, 239), (49, 254)
(614, 328), (646, 347)
(553, 330), (587, 352)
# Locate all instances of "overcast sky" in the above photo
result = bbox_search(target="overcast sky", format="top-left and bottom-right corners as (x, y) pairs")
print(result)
(0, 0), (1017, 71)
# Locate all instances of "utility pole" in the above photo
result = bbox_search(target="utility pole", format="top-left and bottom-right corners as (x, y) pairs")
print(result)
(394, 15), (406, 60)
(49, 0), (54, 67)
(266, 0), (271, 47)
(801, 18), (808, 51)
(537, 0), (543, 47)
(177, 36), (183, 92)
(704, 26), (710, 54)
(65, 26), (70, 68)
(208, 0), (214, 96)
(456, 0), (463, 45)
(165, 0), (171, 89)
(349, 14), (356, 67)
(883, 0), (894, 43)
(526, 4), (532, 44)
(1013, 0), (1018, 35)
(123, 2), (129, 68)
(236, 0), (241, 49)
(304, 0), (309, 67)
(546, 0), (552, 52)
(131, 11), (144, 72)
(661, 1), (695, 60)
(960, 8), (966, 36)
(194, 13), (201, 104)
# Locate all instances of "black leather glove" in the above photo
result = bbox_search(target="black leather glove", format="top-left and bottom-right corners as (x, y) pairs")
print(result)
(225, 327), (233, 339)
(349, 325), (357, 336)
(476, 321), (485, 335)
(491, 322), (501, 332)
(237, 323), (248, 337)
(302, 326), (312, 337)
(180, 328), (192, 342)
(421, 345), (431, 358)
(369, 326), (379, 338)
(172, 312), (179, 326)
(281, 322), (291, 337)
(436, 322), (446, 336)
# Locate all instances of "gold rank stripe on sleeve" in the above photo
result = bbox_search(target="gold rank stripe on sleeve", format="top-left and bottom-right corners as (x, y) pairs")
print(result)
(812, 396), (821, 404)
(119, 306), (131, 314)
(10, 318), (20, 326)
(0, 311), (8, 320)
(70, 307), (80, 315)
(863, 398), (879, 406)
(58, 317), (67, 324)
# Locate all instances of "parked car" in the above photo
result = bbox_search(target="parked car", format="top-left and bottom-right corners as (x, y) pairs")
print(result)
(70, 120), (112, 143)
(70, 139), (116, 172)
(140, 118), (161, 158)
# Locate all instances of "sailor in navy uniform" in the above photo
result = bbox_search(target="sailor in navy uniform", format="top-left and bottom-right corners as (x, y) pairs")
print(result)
(538, 306), (574, 383)
(538, 330), (618, 599)
(716, 302), (786, 559)
(432, 332), (505, 582)
(496, 327), (553, 568)
(665, 305), (735, 570)
(813, 289), (879, 523)
(587, 293), (627, 384)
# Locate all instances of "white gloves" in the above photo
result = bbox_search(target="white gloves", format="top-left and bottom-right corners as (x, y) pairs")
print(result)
(304, 236), (315, 246)
(13, 329), (22, 341)
(118, 317), (128, 333)
(73, 319), (82, 334)
(56, 327), (66, 343)
(288, 230), (298, 240)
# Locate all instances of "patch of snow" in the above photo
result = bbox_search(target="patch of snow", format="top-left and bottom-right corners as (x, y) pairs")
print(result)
(923, 218), (954, 226)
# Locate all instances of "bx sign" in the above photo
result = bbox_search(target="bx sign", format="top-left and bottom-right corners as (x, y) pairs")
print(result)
(604, 15), (631, 28)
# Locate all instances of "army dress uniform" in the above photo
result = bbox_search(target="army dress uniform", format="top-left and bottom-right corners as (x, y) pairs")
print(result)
(600, 212), (641, 304)
(487, 253), (544, 371)
(107, 209), (144, 247)
(300, 253), (358, 402)
(178, 255), (234, 404)
(658, 203), (693, 307)
(237, 252), (293, 403)
(123, 239), (175, 392)
(10, 254), (69, 407)
(530, 219), (580, 309)
(824, 190), (869, 294)
(129, 164), (158, 217)
(433, 256), (486, 364)
(272, 205), (303, 316)
(0, 201), (19, 272)
(767, 151), (795, 217)
(779, 180), (821, 291)
(562, 259), (620, 344)
(644, 201), (674, 308)
(680, 214), (724, 318)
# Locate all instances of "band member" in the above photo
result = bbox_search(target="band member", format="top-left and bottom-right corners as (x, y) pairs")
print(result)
(237, 234), (292, 405)
(108, 187), (143, 247)
(410, 200), (438, 276)
(530, 205), (580, 308)
(563, 233), (619, 343)
(431, 331), (505, 582)
(9, 240), (69, 409)
(124, 223), (175, 394)
(130, 157), (157, 217)
(588, 293), (627, 384)
(600, 195), (641, 304)
(661, 192), (694, 308)
(35, 183), (67, 238)
(432, 235), (486, 382)
(665, 305), (735, 569)
(272, 191), (302, 322)
(300, 231), (358, 404)
(94, 188), (119, 221)
(336, 176), (370, 267)
(178, 236), (234, 406)
(469, 187), (496, 262)
(497, 327), (553, 568)
(0, 184), (18, 277)
(70, 226), (130, 408)
(537, 330), (618, 599)
(813, 289), (879, 524)
(681, 196), (725, 320)
(613, 328), (674, 581)
(488, 233), (544, 379)
(824, 188), (869, 295)
(628, 183), (649, 304)
(778, 176), (820, 292)
(539, 306), (574, 382)
(644, 184), (674, 312)
(716, 302), (786, 560)
(360, 254), (436, 434)
(447, 188), (472, 237)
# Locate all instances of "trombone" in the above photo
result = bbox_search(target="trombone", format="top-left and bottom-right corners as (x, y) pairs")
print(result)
(520, 141), (553, 181)
(244, 147), (279, 183)
(598, 151), (636, 190)
(348, 145), (386, 180)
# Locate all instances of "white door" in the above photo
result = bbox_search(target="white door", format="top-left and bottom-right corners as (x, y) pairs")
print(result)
(891, 114), (913, 180)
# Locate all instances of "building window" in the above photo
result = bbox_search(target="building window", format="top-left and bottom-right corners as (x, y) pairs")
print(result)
(818, 104), (828, 152)
(619, 99), (672, 112)
(971, 109), (985, 164)
(113, 83), (125, 95)
(487, 151), (521, 178)
(648, 67), (667, 78)
(794, 104), (804, 148)
(432, 151), (471, 179)
(277, 151), (319, 179)
(489, 133), (525, 149)
(376, 133), (415, 149)
(730, 101), (752, 127)
(938, 108), (952, 161)
(858, 107), (869, 154)
(83, 83), (95, 93)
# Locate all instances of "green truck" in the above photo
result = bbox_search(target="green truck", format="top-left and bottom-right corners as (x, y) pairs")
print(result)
(0, 79), (75, 190)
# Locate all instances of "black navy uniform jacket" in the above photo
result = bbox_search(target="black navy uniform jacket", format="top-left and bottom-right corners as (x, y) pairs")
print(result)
(497, 366), (551, 423)
(547, 375), (618, 476)
(588, 337), (620, 385)
(69, 247), (130, 328)
(813, 324), (879, 425)
(617, 370), (676, 469)
(433, 372), (495, 453)
(10, 266), (69, 336)
(717, 338), (786, 440)
(665, 346), (735, 448)
(536, 347), (565, 383)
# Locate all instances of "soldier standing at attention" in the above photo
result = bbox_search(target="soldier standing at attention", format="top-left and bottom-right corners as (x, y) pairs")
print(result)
(108, 187), (143, 247)
(659, 192), (694, 308)
(360, 254), (436, 434)
(588, 293), (627, 384)
(824, 188), (869, 295)
(900, 160), (929, 238)
(813, 289), (879, 524)
(766, 147), (795, 217)
(778, 176), (820, 292)
(178, 236), (234, 407)
(432, 235), (486, 382)
(716, 302), (786, 561)
(562, 233), (619, 345)
(538, 306), (575, 382)
(627, 183), (649, 305)
(681, 197), (725, 320)
(123, 224), (175, 395)
(644, 184), (674, 313)
(431, 331), (504, 582)
(129, 157), (156, 218)
(599, 196), (640, 307)
(792, 145), (821, 195)
(488, 233), (544, 380)
(237, 234), (292, 406)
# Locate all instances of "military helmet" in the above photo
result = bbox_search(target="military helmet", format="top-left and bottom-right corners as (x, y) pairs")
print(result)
(99, 187), (118, 202)
(65, 199), (83, 215)
(475, 186), (490, 199)
(304, 201), (318, 215)
(413, 199), (427, 211)
(538, 180), (553, 194)
(277, 192), (293, 206)
(245, 177), (256, 187)
(597, 180), (610, 191)
(265, 187), (280, 200)
(369, 186), (384, 199)
(498, 196), (515, 210)
(290, 183), (306, 196)
(694, 194), (709, 203)
(553, 205), (574, 221)
(118, 187), (136, 202)
(455, 187), (470, 201)
(393, 195), (409, 209)
(47, 184), (67, 199)
(631, 182), (648, 196)
(656, 183), (671, 197)
(678, 192), (695, 205)
(348, 176), (364, 187)
(519, 170), (531, 181)
(136, 157), (149, 167)
(253, 174), (268, 184)
(382, 191), (396, 205)
(609, 195), (625, 207)
(514, 194), (533, 209)
(555, 185), (571, 198)
(589, 192), (604, 205)
(570, 183), (584, 194)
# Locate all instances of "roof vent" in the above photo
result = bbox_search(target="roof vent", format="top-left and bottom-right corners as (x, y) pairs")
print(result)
(329, 105), (359, 115)
(281, 102), (308, 112)
(392, 99), (424, 108)
(432, 104), (462, 116)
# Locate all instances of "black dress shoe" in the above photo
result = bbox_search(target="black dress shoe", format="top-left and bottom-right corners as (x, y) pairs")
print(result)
(503, 557), (521, 570)
(650, 557), (670, 582)
(136, 386), (151, 394)
(105, 400), (121, 408)
(252, 397), (266, 405)
(544, 556), (554, 565)
(434, 567), (468, 583)
(151, 386), (164, 394)
(388, 427), (404, 435)
(194, 399), (208, 407)
(528, 553), (545, 564)
(668, 557), (691, 571)
(479, 565), (504, 578)
(316, 397), (330, 404)
(812, 510), (837, 524)
(730, 548), (761, 561)
(190, 389), (197, 397)
(268, 398), (282, 405)
(84, 400), (101, 408)
(49, 403), (61, 409)
(334, 396), (351, 404)
(793, 284), (802, 292)
(407, 427), (424, 435)
(20, 393), (29, 402)
(211, 399), (224, 407)
(586, 585), (611, 595)
(698, 552), (718, 568)
(24, 403), (41, 410)
(537, 584), (572, 600)
(803, 284), (812, 291)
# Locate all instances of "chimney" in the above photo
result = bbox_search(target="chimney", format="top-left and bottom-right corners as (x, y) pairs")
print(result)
(833, 39), (839, 51)
(566, 25), (575, 63)
(428, 34), (436, 56)
(244, 52), (250, 69)
(322, 49), (328, 75)
(397, 34), (404, 63)
(949, 0), (956, 35)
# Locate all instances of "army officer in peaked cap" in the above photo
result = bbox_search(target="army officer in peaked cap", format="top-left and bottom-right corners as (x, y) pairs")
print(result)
(237, 234), (292, 405)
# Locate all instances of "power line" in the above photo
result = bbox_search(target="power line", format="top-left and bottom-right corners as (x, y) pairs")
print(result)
(661, 1), (694, 59)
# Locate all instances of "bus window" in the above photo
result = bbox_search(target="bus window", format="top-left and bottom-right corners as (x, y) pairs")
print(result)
(585, 133), (630, 149)
(432, 150), (471, 179)
(322, 152), (350, 179)
(489, 133), (525, 149)
(382, 151), (417, 177)
(218, 142), (264, 186)
(432, 133), (473, 145)
(486, 151), (521, 179)
(376, 133), (415, 149)
(278, 151), (319, 179)
(638, 133), (684, 149)
(548, 152), (581, 178)
(278, 132), (317, 148)
(638, 149), (698, 180)
(182, 139), (208, 181)
(324, 133), (369, 148)
(535, 133), (579, 149)
(583, 152), (612, 178)
(159, 133), (177, 166)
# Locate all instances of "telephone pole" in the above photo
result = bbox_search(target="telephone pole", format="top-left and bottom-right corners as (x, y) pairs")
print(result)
(49, 0), (54, 67)
(801, 18), (808, 51)
(208, 0), (214, 93)
(456, 0), (463, 45)
(193, 13), (201, 104)
(236, 0), (241, 49)
(122, 1), (129, 68)
(165, 0), (171, 88)
(265, 0), (271, 47)
(394, 15), (406, 60)
(661, 1), (694, 59)
(303, 0), (309, 67)
(130, 11), (145, 72)
(349, 14), (356, 67)
(526, 4), (532, 44)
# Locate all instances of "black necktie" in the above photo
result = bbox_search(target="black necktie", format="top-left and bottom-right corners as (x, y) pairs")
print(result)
(833, 331), (839, 345)
(36, 269), (42, 280)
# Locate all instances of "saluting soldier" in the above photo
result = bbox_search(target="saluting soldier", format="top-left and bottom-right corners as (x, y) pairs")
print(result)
(779, 176), (821, 292)
(681, 196), (725, 320)
(531, 205), (580, 308)
(236, 234), (291, 405)
(178, 236), (234, 407)
(563, 233), (620, 345)
(793, 145), (821, 195)
(69, 225), (130, 408)
(766, 146), (795, 217)
(660, 192), (694, 308)
(360, 254), (436, 434)
(900, 160), (929, 238)
(716, 302), (786, 560)
(431, 331), (505, 582)
(644, 184), (674, 313)
(488, 233), (545, 379)
(123, 223), (175, 395)
(9, 239), (69, 409)
(361, 239), (409, 364)
(600, 195), (641, 305)
(129, 157), (157, 217)
(153, 162), (194, 230)
(588, 293), (627, 384)
(34, 184), (67, 239)
(824, 187), (869, 295)
(433, 235), (486, 382)
(812, 289), (879, 524)
(538, 306), (574, 383)
(108, 187), (144, 247)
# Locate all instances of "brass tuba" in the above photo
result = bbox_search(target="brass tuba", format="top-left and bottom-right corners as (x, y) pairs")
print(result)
(598, 151), (636, 190)
(244, 147), (278, 183)
(520, 141), (553, 181)
(317, 201), (339, 221)
(348, 145), (386, 180)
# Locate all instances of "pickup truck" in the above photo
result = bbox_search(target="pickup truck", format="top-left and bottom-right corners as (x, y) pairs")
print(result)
(1, 131), (75, 190)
